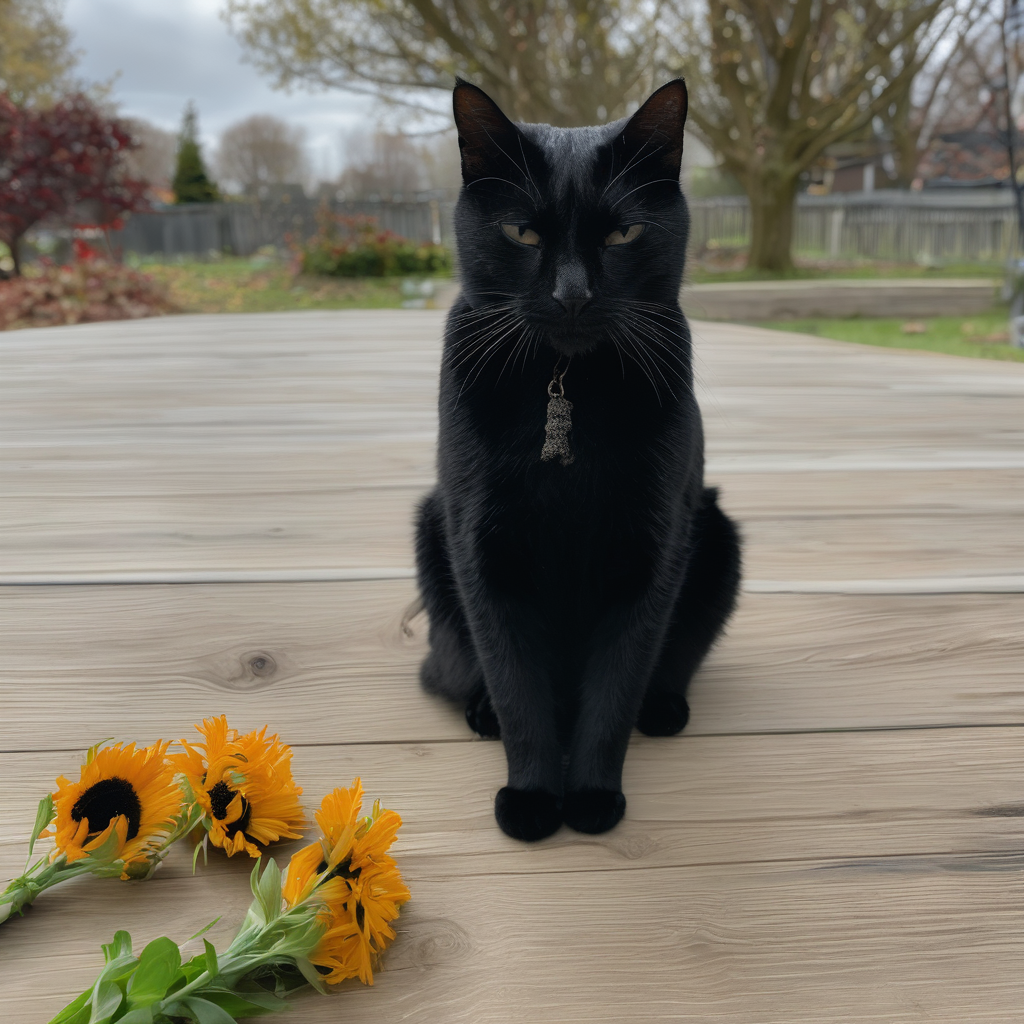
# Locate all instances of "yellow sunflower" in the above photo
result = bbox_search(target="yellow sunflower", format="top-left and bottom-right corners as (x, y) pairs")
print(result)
(171, 716), (304, 858)
(46, 741), (183, 878)
(282, 780), (409, 985)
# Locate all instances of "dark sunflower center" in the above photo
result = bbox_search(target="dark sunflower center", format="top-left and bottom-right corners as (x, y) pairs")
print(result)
(317, 857), (359, 882)
(208, 780), (252, 837)
(71, 777), (142, 842)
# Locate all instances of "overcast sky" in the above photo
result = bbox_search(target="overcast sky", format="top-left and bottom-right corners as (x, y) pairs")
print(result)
(65, 0), (374, 179)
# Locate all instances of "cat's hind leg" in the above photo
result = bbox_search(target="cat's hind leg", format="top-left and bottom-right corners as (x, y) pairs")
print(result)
(637, 487), (742, 737)
(414, 490), (499, 738)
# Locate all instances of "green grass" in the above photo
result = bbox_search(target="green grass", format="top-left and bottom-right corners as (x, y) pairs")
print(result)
(139, 256), (451, 314)
(758, 308), (1024, 363)
(687, 261), (1003, 284)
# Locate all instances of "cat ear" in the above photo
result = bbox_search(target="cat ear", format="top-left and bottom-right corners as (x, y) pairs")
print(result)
(617, 79), (689, 181)
(453, 80), (523, 184)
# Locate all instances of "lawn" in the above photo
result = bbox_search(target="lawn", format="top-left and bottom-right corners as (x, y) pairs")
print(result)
(139, 256), (452, 314)
(687, 259), (1004, 284)
(758, 307), (1024, 363)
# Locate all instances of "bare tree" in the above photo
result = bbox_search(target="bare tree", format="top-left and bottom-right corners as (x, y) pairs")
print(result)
(216, 113), (308, 194)
(997, 0), (1024, 249)
(337, 130), (427, 199)
(884, 0), (992, 186)
(122, 118), (177, 193)
(223, 0), (660, 126)
(663, 0), (952, 270)
(336, 128), (460, 198)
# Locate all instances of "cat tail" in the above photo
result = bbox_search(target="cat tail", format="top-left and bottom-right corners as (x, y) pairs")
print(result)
(401, 595), (425, 638)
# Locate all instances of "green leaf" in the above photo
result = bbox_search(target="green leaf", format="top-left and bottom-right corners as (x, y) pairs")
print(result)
(28, 793), (55, 858)
(292, 957), (329, 996)
(113, 1008), (154, 1024)
(47, 989), (91, 1024)
(182, 997), (238, 1024)
(101, 931), (133, 965)
(177, 952), (210, 984)
(186, 917), (221, 943)
(85, 738), (115, 765)
(127, 937), (181, 1008)
(199, 988), (290, 1017)
(256, 859), (282, 924)
(203, 939), (219, 977)
(248, 859), (263, 905)
(88, 979), (124, 1023)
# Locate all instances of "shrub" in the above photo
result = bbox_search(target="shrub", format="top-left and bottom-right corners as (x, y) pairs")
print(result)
(0, 92), (148, 275)
(299, 213), (451, 278)
(0, 260), (176, 330)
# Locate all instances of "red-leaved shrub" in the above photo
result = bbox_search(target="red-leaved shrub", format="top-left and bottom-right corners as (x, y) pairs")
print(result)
(0, 93), (149, 275)
(0, 261), (176, 330)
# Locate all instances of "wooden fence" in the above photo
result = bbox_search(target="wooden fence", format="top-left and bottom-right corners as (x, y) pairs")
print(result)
(687, 193), (1017, 262)
(110, 199), (451, 259)
(110, 191), (1017, 265)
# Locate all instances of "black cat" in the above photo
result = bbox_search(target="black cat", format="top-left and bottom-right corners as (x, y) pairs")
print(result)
(415, 79), (741, 842)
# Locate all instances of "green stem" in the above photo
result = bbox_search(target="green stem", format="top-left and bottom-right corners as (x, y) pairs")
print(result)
(0, 855), (96, 924)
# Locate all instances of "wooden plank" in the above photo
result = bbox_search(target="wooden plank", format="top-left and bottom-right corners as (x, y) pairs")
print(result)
(4, 316), (1022, 463)
(2, 583), (1022, 751)
(3, 487), (1021, 578)
(715, 469), (1024, 515)
(1, 848), (1021, 1023)
(5, 729), (1022, 881)
(6, 463), (1023, 512)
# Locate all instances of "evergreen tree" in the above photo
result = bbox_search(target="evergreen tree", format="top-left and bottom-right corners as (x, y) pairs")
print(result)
(172, 101), (218, 203)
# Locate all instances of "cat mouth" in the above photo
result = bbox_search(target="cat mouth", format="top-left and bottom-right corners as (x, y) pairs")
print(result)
(535, 321), (607, 356)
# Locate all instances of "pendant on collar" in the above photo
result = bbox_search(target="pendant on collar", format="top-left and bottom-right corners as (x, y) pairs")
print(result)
(540, 356), (574, 466)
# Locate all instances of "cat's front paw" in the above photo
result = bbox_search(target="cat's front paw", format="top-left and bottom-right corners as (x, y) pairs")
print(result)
(636, 691), (690, 737)
(494, 787), (562, 842)
(465, 687), (501, 738)
(563, 788), (626, 834)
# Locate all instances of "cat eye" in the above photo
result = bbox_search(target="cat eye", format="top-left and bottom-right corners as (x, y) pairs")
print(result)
(501, 224), (541, 246)
(604, 224), (644, 246)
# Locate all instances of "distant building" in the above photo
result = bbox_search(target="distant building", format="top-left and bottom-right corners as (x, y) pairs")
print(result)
(806, 140), (895, 195)
(917, 129), (1012, 190)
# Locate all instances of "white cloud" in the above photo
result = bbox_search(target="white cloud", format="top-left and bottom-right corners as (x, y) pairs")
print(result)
(65, 0), (375, 179)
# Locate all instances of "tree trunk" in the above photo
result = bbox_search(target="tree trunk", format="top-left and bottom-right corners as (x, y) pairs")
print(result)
(3, 234), (23, 277)
(745, 175), (799, 272)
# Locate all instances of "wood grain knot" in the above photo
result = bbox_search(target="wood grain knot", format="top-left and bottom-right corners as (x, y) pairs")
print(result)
(247, 653), (277, 678)
(385, 918), (473, 971)
(608, 830), (659, 861)
(207, 650), (282, 691)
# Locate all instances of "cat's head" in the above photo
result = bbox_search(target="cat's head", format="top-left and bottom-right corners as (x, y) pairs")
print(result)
(452, 79), (690, 356)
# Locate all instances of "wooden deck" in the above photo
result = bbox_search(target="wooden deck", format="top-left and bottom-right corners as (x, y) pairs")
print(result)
(1, 310), (1022, 1022)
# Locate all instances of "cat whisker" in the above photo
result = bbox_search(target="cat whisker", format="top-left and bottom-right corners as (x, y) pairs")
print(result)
(618, 316), (692, 397)
(611, 312), (694, 401)
(496, 327), (532, 385)
(600, 139), (664, 203)
(448, 314), (522, 373)
(608, 323), (663, 404)
(461, 316), (527, 397)
(468, 175), (538, 204)
(610, 177), (682, 211)
(517, 135), (543, 203)
(634, 219), (685, 241)
(450, 329), (521, 379)
(447, 302), (515, 328)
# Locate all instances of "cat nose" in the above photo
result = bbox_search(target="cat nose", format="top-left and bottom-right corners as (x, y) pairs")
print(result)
(552, 274), (593, 317)
(554, 293), (592, 317)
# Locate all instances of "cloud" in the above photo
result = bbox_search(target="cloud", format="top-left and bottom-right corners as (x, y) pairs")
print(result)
(65, 0), (374, 178)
